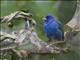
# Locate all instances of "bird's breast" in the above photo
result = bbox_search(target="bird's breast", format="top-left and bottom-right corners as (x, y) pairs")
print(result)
(44, 21), (58, 36)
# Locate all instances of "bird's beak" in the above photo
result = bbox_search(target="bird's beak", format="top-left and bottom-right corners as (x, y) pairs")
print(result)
(42, 17), (46, 21)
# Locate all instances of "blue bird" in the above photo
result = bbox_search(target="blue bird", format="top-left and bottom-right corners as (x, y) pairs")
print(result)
(43, 14), (64, 42)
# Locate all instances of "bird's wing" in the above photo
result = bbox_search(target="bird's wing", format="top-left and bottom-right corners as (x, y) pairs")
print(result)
(55, 18), (64, 31)
(53, 17), (64, 29)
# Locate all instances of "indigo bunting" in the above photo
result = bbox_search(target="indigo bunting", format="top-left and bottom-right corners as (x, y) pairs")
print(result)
(43, 14), (64, 42)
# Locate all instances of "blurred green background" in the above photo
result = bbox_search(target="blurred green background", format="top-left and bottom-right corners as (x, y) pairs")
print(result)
(1, 0), (80, 60)
(1, 0), (77, 40)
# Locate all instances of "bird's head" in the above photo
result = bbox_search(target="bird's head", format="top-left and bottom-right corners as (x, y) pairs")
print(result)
(43, 14), (55, 22)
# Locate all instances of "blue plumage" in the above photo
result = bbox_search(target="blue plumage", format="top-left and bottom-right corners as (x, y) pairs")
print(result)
(43, 14), (64, 42)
